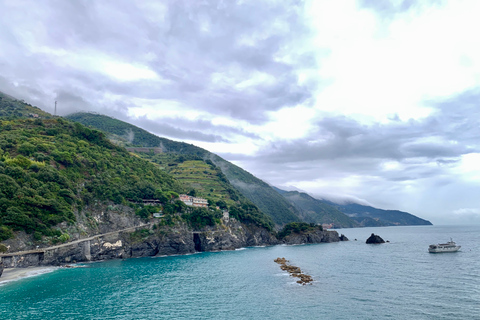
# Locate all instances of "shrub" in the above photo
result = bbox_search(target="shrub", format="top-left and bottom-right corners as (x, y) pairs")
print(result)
(0, 225), (13, 241)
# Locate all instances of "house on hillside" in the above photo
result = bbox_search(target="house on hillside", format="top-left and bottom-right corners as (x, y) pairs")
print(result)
(179, 194), (208, 208)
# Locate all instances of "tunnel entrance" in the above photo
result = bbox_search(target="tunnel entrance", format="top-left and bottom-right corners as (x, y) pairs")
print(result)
(193, 233), (202, 252)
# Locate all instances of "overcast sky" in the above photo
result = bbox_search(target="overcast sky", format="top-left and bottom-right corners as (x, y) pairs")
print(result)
(1, 0), (479, 225)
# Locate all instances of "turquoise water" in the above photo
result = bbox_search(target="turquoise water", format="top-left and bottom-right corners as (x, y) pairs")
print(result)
(1, 225), (479, 319)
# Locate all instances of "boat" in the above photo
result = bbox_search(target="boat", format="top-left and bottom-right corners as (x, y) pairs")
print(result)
(428, 238), (461, 253)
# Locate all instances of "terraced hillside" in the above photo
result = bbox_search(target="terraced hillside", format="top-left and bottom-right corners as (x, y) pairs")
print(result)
(66, 112), (301, 226)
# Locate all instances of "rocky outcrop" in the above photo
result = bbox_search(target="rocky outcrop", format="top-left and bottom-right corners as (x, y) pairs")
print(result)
(366, 233), (385, 244)
(282, 229), (344, 245)
(339, 234), (349, 241)
(274, 257), (313, 285)
(0, 260), (4, 277)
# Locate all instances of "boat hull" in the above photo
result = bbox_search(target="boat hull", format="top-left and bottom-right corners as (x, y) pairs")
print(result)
(428, 246), (461, 253)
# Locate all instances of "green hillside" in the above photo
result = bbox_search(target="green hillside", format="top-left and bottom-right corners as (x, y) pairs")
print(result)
(0, 116), (275, 245)
(0, 92), (52, 119)
(0, 117), (182, 242)
(65, 112), (301, 226)
(326, 202), (433, 226)
(274, 188), (359, 228)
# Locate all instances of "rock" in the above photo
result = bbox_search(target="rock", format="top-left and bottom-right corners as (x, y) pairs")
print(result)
(366, 233), (385, 244)
(274, 257), (313, 285)
(0, 260), (3, 277)
(339, 234), (349, 241)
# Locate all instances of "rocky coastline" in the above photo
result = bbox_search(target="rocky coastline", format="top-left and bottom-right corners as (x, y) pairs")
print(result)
(0, 219), (344, 271)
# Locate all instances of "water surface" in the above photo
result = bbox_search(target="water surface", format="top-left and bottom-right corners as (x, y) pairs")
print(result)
(1, 225), (479, 319)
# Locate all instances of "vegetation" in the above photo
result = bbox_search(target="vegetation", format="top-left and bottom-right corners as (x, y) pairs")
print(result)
(327, 202), (432, 227)
(277, 189), (358, 228)
(0, 92), (52, 119)
(0, 110), (276, 244)
(182, 207), (222, 229)
(0, 117), (183, 241)
(277, 222), (323, 239)
(65, 112), (302, 226)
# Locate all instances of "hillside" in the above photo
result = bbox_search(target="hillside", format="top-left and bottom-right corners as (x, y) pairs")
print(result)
(274, 188), (359, 228)
(65, 112), (301, 226)
(0, 117), (181, 243)
(322, 201), (433, 227)
(0, 92), (52, 119)
(0, 114), (277, 251)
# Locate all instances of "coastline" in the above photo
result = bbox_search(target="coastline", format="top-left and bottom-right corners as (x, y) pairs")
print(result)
(0, 267), (57, 285)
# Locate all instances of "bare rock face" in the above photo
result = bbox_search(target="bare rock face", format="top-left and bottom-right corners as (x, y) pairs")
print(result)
(366, 233), (385, 244)
(0, 260), (4, 278)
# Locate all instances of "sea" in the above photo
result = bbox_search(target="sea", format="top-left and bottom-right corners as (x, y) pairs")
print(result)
(1, 225), (479, 319)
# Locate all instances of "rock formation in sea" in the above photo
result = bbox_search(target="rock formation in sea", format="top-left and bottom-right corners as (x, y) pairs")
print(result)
(281, 228), (347, 245)
(339, 234), (349, 241)
(274, 257), (313, 285)
(366, 233), (385, 244)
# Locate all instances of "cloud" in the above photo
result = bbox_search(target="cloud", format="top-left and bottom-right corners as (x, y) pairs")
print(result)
(226, 88), (480, 220)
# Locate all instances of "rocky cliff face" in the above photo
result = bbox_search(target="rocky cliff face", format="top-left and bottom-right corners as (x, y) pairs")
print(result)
(1, 203), (145, 253)
(282, 229), (343, 245)
(1, 217), (345, 269)
(1, 218), (280, 268)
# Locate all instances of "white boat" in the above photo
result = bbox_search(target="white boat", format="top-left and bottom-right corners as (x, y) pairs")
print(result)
(428, 238), (461, 253)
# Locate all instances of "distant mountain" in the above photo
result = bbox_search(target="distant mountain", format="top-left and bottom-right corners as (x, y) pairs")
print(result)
(322, 200), (433, 227)
(273, 188), (359, 228)
(0, 92), (52, 119)
(65, 112), (301, 226)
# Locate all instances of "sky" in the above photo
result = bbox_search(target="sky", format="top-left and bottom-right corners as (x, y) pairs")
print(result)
(0, 0), (479, 225)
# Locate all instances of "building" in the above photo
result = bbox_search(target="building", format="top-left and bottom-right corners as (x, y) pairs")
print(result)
(179, 194), (208, 208)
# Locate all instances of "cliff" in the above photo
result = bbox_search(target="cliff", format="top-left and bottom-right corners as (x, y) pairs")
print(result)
(0, 218), (280, 268)
(0, 218), (347, 269)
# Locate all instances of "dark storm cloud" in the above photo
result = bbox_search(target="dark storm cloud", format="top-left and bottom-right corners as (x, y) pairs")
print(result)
(0, 0), (317, 128)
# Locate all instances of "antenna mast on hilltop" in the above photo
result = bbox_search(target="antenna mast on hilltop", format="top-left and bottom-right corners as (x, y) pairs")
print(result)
(54, 101), (57, 116)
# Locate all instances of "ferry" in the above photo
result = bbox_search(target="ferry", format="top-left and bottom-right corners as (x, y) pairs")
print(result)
(428, 238), (461, 253)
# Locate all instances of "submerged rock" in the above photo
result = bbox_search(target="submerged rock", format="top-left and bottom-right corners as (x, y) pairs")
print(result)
(366, 233), (385, 244)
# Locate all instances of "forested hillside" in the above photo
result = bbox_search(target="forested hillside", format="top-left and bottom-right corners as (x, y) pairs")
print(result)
(0, 112), (277, 248)
(275, 189), (359, 228)
(324, 201), (432, 226)
(0, 117), (183, 242)
(66, 112), (301, 226)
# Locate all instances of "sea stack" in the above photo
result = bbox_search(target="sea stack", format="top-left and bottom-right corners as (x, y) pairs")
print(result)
(366, 233), (385, 244)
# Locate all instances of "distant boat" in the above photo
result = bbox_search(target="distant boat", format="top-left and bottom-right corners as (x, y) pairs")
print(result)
(428, 238), (461, 253)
